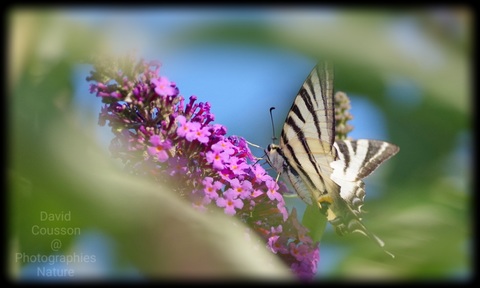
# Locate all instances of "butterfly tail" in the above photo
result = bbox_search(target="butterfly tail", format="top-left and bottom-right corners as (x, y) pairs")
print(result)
(326, 196), (395, 258)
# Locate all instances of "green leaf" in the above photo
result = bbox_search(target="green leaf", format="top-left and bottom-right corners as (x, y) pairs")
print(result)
(302, 204), (328, 243)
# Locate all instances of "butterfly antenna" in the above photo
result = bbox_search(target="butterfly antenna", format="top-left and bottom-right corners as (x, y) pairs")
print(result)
(270, 107), (277, 142)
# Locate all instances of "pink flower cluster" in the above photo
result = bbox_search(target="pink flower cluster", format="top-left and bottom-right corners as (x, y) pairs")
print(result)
(87, 55), (319, 279)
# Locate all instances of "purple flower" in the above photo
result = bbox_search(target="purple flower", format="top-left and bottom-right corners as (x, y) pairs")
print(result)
(175, 116), (211, 144)
(152, 77), (177, 96)
(184, 122), (202, 142)
(147, 135), (171, 162)
(271, 225), (282, 234)
(228, 178), (252, 199)
(165, 156), (189, 176)
(227, 157), (249, 176)
(291, 247), (319, 279)
(211, 139), (235, 155)
(277, 201), (289, 222)
(251, 165), (271, 184)
(267, 235), (280, 254)
(216, 190), (244, 215)
(202, 177), (223, 200)
(192, 126), (211, 144)
(175, 116), (193, 138)
(250, 189), (264, 198)
(192, 194), (212, 212)
(205, 150), (229, 170)
(289, 242), (309, 261)
(266, 180), (283, 202)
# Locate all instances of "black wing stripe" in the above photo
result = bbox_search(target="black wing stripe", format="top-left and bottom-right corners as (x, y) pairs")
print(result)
(284, 143), (318, 191)
(357, 141), (399, 179)
(358, 141), (375, 178)
(299, 88), (323, 142)
(305, 75), (318, 103)
(282, 116), (327, 192)
(318, 63), (335, 146)
(302, 68), (325, 140)
(290, 102), (306, 124)
(280, 129), (316, 191)
(305, 70), (326, 144)
(335, 140), (351, 174)
(284, 116), (318, 172)
(350, 141), (358, 154)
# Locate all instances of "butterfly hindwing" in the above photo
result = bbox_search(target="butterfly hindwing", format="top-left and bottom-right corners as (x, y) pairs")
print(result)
(332, 140), (400, 181)
(331, 140), (399, 214)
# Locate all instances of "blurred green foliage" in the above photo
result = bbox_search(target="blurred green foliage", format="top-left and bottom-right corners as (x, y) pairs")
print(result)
(8, 8), (471, 281)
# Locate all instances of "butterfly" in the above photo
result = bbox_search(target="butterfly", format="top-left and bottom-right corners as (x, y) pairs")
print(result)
(265, 61), (399, 256)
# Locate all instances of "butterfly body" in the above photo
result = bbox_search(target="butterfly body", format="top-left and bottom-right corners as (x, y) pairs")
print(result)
(265, 62), (399, 254)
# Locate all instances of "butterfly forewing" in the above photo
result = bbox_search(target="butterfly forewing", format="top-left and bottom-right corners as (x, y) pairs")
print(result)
(280, 62), (335, 150)
(277, 62), (338, 205)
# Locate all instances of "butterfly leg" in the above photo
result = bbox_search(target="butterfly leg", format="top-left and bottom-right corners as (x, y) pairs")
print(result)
(275, 172), (281, 183)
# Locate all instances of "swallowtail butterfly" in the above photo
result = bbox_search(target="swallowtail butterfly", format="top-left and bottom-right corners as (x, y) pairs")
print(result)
(266, 61), (399, 256)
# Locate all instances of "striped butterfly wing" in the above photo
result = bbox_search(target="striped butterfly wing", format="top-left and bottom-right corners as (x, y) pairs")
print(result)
(331, 140), (400, 217)
(278, 62), (339, 206)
